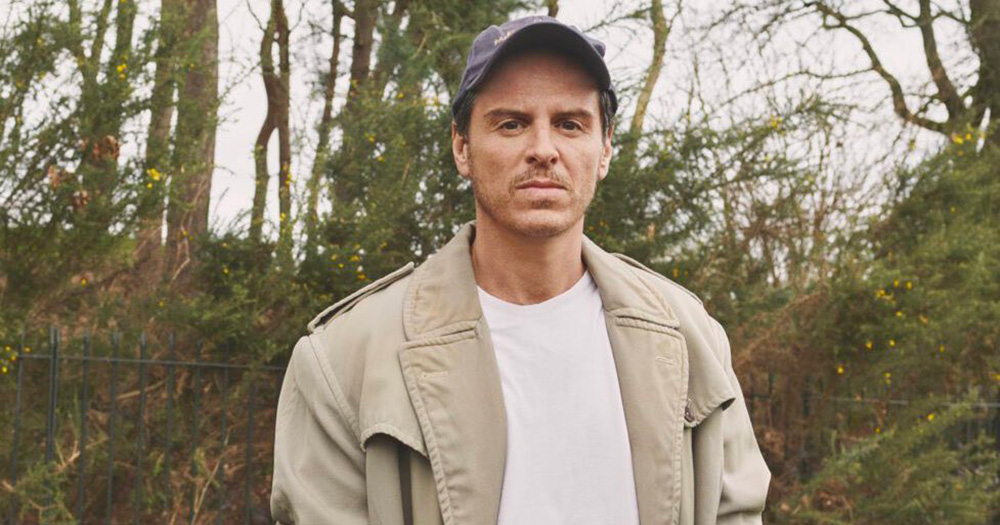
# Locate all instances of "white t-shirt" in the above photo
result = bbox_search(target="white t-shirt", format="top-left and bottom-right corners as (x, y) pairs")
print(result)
(477, 271), (640, 525)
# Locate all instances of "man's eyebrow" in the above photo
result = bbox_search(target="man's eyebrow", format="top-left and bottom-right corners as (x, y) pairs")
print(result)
(552, 109), (596, 121)
(481, 108), (597, 122)
(482, 108), (531, 122)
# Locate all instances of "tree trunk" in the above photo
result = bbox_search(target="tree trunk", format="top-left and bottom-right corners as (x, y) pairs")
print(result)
(347, 0), (378, 104)
(305, 2), (345, 250)
(249, 2), (279, 246)
(371, 0), (410, 98)
(971, 0), (1000, 148)
(331, 0), (378, 205)
(629, 0), (671, 137)
(249, 0), (291, 267)
(135, 0), (182, 284)
(165, 0), (218, 286)
(274, 0), (292, 267)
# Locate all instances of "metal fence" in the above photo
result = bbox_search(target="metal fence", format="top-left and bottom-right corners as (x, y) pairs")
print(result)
(4, 328), (999, 524)
(2, 327), (286, 524)
(744, 370), (1000, 488)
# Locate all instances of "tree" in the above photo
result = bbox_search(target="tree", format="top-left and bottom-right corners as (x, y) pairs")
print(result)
(164, 0), (218, 286)
(135, 0), (183, 285)
(727, 0), (1000, 149)
(304, 1), (346, 252)
(249, 0), (292, 268)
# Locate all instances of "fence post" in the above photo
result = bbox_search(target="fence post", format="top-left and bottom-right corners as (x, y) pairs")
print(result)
(217, 341), (232, 525)
(105, 332), (120, 525)
(189, 341), (203, 524)
(799, 374), (810, 482)
(6, 330), (26, 525)
(45, 326), (59, 464)
(44, 326), (60, 523)
(135, 332), (148, 524)
(76, 331), (91, 523)
(244, 378), (257, 525)
(165, 332), (176, 513)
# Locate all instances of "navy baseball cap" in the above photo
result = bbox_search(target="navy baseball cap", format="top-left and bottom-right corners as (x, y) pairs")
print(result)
(451, 15), (618, 118)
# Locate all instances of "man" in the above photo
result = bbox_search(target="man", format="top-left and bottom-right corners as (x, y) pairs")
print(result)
(271, 15), (770, 525)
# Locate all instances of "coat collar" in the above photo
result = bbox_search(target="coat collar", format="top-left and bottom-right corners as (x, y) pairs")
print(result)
(401, 222), (677, 339)
(397, 222), (729, 524)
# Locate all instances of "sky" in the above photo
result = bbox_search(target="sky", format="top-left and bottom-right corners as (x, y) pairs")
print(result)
(0, 0), (974, 239)
(209, 0), (969, 239)
(210, 0), (651, 235)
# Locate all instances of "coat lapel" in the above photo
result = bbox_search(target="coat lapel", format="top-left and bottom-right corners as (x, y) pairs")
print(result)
(399, 223), (507, 524)
(396, 223), (733, 525)
(583, 237), (690, 525)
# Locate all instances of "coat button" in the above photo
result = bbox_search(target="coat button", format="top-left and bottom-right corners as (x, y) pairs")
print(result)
(684, 404), (694, 423)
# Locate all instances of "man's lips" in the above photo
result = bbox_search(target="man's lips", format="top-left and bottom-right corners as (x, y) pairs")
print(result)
(516, 179), (566, 190)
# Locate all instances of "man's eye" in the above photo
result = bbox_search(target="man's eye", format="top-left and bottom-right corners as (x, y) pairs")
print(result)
(560, 121), (582, 131)
(501, 121), (521, 131)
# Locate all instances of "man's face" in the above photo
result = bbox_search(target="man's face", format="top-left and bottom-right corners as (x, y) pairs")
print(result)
(452, 50), (613, 239)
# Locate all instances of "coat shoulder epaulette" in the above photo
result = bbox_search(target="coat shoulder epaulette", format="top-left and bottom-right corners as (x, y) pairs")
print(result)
(611, 252), (704, 306)
(307, 262), (416, 333)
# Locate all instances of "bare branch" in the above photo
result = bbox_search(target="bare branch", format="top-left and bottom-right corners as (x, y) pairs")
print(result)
(630, 0), (678, 136)
(812, 1), (948, 134)
(916, 0), (964, 121)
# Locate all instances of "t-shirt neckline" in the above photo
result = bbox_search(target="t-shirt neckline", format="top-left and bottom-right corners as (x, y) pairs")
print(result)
(476, 271), (594, 316)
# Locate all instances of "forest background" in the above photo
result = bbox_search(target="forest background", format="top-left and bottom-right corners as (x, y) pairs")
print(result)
(2, 0), (1000, 523)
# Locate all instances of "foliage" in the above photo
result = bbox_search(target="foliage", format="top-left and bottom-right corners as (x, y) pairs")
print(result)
(773, 397), (1000, 524)
(1, 0), (1000, 523)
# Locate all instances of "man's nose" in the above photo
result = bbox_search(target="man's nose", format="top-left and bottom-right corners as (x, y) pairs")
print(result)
(526, 125), (559, 167)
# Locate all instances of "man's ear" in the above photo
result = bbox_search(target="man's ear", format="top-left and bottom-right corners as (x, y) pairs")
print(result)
(597, 124), (614, 181)
(452, 122), (472, 179)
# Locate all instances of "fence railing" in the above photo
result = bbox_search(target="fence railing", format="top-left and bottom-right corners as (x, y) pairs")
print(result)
(4, 328), (999, 524)
(744, 370), (1000, 487)
(2, 327), (286, 524)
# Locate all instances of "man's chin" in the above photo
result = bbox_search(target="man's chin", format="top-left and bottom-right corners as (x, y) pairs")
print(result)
(501, 212), (580, 239)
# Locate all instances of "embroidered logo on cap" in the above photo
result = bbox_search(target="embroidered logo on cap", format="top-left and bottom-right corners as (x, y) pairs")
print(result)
(493, 29), (514, 46)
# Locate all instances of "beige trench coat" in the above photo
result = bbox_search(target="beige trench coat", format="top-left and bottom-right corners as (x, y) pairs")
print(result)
(270, 223), (770, 524)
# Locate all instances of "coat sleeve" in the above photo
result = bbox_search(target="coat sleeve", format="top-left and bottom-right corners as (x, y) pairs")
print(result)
(712, 320), (772, 525)
(270, 336), (369, 524)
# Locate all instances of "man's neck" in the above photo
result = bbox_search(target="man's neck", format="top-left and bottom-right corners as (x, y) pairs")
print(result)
(470, 214), (586, 305)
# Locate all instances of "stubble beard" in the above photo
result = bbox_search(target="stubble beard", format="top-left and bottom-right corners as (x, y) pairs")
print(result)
(468, 151), (598, 239)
